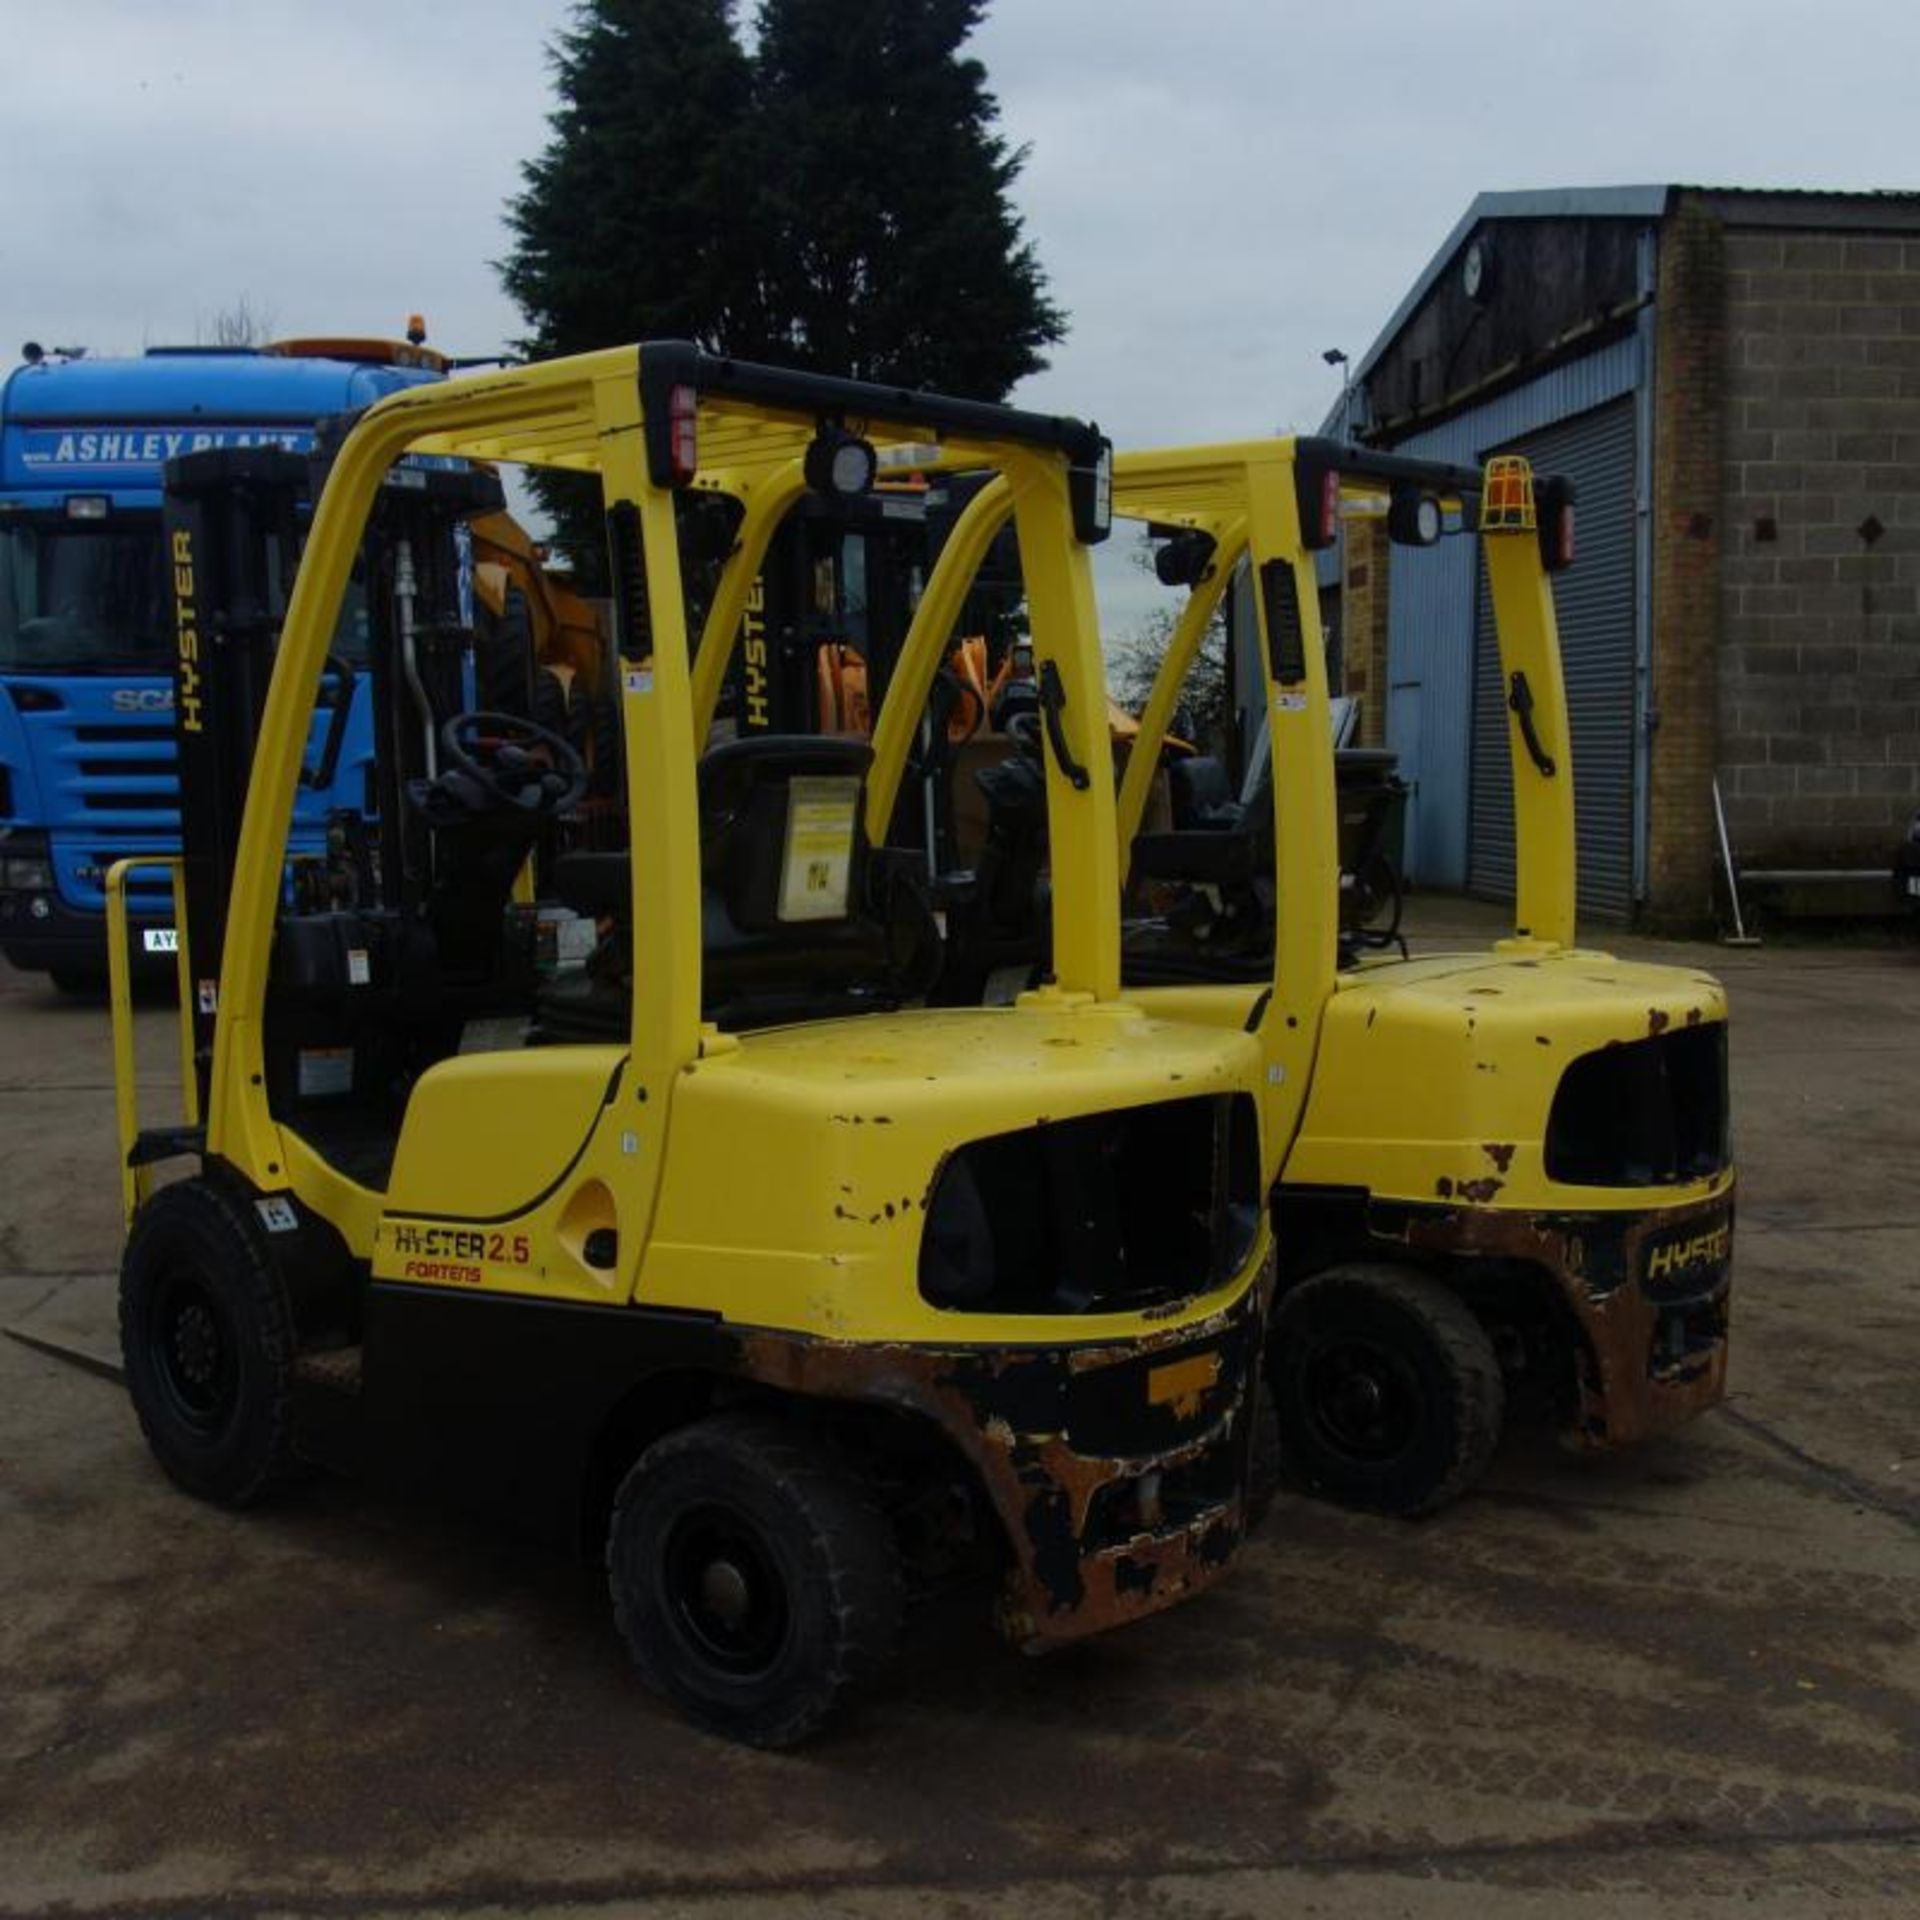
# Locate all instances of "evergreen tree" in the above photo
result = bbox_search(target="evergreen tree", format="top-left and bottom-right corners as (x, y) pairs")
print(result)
(499, 0), (1066, 564)
(501, 0), (753, 359)
(499, 0), (753, 566)
(750, 0), (1064, 395)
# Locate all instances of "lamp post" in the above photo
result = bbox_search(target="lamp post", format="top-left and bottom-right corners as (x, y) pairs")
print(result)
(1322, 347), (1352, 436)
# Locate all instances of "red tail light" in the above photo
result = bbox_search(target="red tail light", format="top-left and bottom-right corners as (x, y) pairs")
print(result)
(1551, 501), (1576, 571)
(1319, 468), (1341, 546)
(667, 383), (698, 484)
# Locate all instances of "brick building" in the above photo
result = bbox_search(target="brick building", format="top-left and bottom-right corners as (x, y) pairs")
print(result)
(1329, 185), (1920, 924)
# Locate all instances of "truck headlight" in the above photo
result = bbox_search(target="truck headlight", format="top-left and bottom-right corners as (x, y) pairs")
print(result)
(2, 855), (53, 891)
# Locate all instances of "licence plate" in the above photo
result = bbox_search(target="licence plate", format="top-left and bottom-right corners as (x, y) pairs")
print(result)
(142, 928), (178, 954)
(1906, 874), (1920, 899)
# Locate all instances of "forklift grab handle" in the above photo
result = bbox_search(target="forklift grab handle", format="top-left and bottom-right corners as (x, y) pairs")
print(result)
(1508, 670), (1557, 778)
(1038, 659), (1091, 792)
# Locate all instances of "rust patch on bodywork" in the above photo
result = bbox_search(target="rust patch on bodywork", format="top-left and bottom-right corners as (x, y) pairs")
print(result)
(1386, 1186), (1734, 1450)
(734, 1261), (1272, 1649)
(1482, 1143), (1517, 1172)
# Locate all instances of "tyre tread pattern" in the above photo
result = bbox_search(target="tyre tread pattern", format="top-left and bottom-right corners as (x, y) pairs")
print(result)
(118, 1176), (298, 1508)
(1274, 1262), (1504, 1518)
(607, 1411), (902, 1749)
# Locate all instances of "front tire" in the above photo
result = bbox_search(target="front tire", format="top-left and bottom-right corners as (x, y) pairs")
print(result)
(119, 1178), (298, 1507)
(607, 1413), (902, 1748)
(1270, 1264), (1503, 1517)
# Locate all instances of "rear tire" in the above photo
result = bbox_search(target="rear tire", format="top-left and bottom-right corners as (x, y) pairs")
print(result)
(607, 1412), (902, 1748)
(532, 665), (585, 754)
(1270, 1264), (1503, 1517)
(119, 1178), (298, 1507)
(1245, 1377), (1283, 1530)
(49, 967), (103, 999)
(476, 587), (536, 718)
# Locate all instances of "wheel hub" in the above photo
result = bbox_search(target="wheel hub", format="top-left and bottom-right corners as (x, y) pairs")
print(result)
(699, 1557), (753, 1629)
(1305, 1338), (1418, 1463)
(662, 1505), (791, 1676)
(172, 1302), (219, 1389)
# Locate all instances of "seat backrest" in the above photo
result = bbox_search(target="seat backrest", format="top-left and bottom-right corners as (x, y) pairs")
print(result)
(698, 734), (916, 1022)
(1168, 754), (1236, 828)
(699, 734), (872, 927)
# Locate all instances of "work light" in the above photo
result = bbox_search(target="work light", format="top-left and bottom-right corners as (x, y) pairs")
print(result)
(804, 425), (877, 499)
(1387, 485), (1443, 547)
(1068, 439), (1113, 544)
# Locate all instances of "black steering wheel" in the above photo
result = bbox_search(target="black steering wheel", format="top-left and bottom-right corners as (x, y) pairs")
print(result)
(1004, 708), (1045, 758)
(439, 709), (588, 817)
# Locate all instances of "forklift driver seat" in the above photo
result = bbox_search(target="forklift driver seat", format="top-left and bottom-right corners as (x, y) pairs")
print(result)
(538, 735), (940, 1038)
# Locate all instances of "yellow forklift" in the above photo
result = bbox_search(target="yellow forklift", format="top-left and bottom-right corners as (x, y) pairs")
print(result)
(857, 441), (1734, 1515)
(105, 345), (1281, 1746)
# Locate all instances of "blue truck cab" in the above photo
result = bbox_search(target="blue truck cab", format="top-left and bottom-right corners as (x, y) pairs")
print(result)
(0, 338), (446, 987)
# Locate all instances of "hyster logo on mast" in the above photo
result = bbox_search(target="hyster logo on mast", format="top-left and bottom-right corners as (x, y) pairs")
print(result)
(171, 529), (203, 734)
(740, 575), (771, 729)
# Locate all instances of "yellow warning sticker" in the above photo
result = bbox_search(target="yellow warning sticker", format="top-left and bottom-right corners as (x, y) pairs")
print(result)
(779, 775), (859, 922)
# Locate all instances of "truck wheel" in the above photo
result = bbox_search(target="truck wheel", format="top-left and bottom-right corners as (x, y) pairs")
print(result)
(606, 1412), (902, 1748)
(49, 967), (104, 999)
(118, 1178), (297, 1507)
(1270, 1264), (1503, 1517)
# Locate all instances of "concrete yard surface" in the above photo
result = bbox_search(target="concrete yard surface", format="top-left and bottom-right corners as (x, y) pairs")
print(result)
(2, 906), (1918, 1917)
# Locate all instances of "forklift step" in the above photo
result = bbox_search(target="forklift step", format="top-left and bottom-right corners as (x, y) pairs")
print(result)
(128, 1125), (206, 1169)
(294, 1345), (364, 1396)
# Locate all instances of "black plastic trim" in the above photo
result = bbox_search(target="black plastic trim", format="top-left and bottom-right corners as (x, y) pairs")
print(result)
(636, 341), (1105, 490)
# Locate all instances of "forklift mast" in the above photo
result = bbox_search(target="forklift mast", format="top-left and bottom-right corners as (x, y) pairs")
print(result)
(162, 444), (504, 1107)
(164, 447), (311, 1100)
(720, 489), (930, 737)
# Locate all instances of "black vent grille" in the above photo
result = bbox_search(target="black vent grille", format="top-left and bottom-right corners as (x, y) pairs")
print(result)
(919, 1093), (1261, 1315)
(1546, 1025), (1729, 1188)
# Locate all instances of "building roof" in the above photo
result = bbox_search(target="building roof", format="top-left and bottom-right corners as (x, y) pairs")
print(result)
(1344, 183), (1920, 399)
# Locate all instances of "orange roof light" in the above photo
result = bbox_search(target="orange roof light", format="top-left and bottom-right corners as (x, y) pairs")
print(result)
(1479, 455), (1536, 533)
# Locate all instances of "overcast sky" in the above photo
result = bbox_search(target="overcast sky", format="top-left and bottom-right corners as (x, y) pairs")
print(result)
(6, 0), (1917, 604)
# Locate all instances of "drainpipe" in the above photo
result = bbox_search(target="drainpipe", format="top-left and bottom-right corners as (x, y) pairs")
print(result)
(1631, 224), (1658, 907)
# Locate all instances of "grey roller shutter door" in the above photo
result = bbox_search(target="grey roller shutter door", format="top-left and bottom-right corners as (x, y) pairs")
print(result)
(1469, 398), (1637, 916)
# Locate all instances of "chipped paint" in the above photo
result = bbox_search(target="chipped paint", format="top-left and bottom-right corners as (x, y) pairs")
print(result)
(734, 1260), (1271, 1649)
(1388, 1184), (1734, 1450)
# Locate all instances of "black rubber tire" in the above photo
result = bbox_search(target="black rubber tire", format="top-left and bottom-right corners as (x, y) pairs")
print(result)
(476, 587), (536, 719)
(48, 967), (104, 999)
(587, 685), (623, 798)
(606, 1412), (902, 1748)
(532, 665), (586, 753)
(118, 1177), (298, 1507)
(1245, 1377), (1283, 1531)
(1269, 1263), (1503, 1518)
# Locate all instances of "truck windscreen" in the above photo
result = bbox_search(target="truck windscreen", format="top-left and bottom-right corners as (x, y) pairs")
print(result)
(0, 519), (170, 672)
(0, 517), (372, 674)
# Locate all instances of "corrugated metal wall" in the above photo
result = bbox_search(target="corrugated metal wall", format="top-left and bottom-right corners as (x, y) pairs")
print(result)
(1380, 334), (1641, 890)
(1468, 400), (1638, 913)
